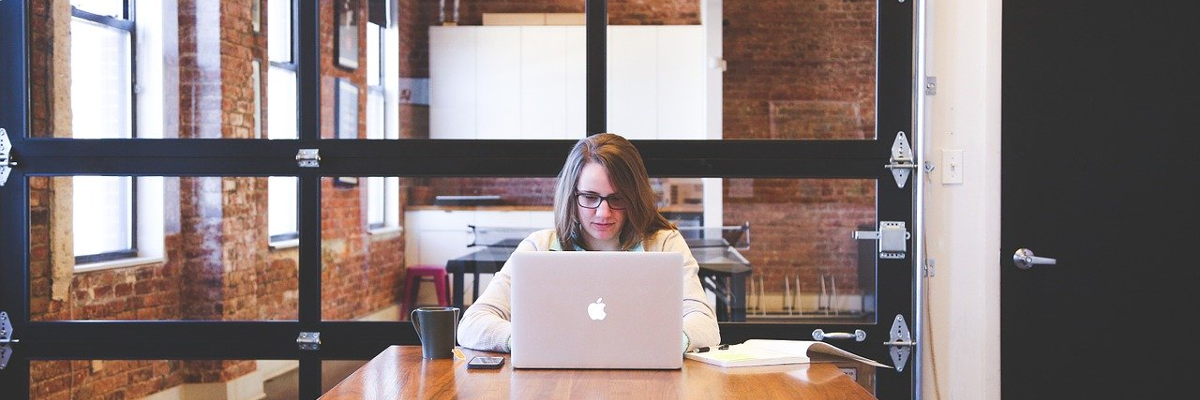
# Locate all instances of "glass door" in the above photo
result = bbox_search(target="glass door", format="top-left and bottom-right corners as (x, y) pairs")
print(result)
(1, 1), (916, 398)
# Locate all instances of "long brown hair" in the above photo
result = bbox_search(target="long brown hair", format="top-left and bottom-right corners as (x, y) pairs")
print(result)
(554, 133), (674, 250)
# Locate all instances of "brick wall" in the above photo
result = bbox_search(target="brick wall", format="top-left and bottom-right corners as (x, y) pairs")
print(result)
(27, 0), (56, 138)
(724, 0), (876, 140)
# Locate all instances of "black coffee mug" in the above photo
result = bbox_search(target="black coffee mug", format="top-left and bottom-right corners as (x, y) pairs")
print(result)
(411, 306), (459, 359)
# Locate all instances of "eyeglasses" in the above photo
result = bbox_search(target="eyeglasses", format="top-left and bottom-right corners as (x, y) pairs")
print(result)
(576, 193), (627, 210)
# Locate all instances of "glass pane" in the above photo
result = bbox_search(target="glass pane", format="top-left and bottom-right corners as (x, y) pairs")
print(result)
(320, 176), (557, 321)
(320, 0), (586, 139)
(722, 2), (877, 140)
(410, 2), (874, 140)
(367, 23), (382, 87)
(719, 178), (877, 324)
(72, 176), (132, 257)
(29, 1), (283, 139)
(70, 19), (132, 139)
(366, 176), (385, 227)
(29, 176), (299, 321)
(31, 359), (296, 399)
(267, 67), (299, 140)
(31, 1), (876, 141)
(320, 175), (874, 324)
(71, 0), (124, 18)
(268, 176), (298, 239)
(268, 0), (293, 63)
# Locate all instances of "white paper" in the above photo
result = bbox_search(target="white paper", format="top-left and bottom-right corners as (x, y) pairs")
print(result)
(684, 339), (891, 368)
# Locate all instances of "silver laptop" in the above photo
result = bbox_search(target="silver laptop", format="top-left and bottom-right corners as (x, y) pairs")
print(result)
(509, 251), (684, 369)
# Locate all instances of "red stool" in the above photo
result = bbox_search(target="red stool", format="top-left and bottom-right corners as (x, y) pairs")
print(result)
(402, 265), (449, 318)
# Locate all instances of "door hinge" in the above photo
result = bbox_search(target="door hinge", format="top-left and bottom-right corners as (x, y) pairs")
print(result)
(925, 76), (937, 95)
(0, 128), (17, 186)
(883, 131), (916, 188)
(297, 331), (321, 351)
(1, 311), (17, 370)
(296, 149), (320, 168)
(853, 221), (911, 259)
(882, 314), (915, 372)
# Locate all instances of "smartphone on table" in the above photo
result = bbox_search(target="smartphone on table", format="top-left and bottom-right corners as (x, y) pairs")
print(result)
(467, 356), (505, 369)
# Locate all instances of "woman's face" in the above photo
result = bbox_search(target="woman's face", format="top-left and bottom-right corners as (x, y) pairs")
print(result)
(576, 162), (627, 250)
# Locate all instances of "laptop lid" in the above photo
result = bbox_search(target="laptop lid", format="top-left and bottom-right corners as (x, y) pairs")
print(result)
(509, 251), (684, 369)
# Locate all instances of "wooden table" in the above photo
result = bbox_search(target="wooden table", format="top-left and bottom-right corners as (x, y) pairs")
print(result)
(320, 346), (877, 399)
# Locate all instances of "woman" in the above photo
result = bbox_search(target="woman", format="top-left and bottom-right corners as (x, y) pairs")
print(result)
(456, 133), (721, 353)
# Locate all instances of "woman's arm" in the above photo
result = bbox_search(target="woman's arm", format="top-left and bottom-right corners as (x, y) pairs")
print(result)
(658, 230), (722, 351)
(455, 235), (543, 352)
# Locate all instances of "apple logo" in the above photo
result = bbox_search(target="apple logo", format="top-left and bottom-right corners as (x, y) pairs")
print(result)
(587, 298), (607, 321)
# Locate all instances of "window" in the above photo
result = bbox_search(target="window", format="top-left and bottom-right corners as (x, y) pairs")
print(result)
(69, 0), (169, 269)
(71, 1), (137, 264)
(366, 16), (399, 231)
(267, 0), (299, 244)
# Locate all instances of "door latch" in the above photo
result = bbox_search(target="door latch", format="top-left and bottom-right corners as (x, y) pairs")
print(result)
(882, 314), (915, 372)
(1, 311), (18, 369)
(0, 128), (17, 187)
(854, 221), (910, 259)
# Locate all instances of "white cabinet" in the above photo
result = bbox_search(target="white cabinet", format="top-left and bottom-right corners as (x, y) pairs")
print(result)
(429, 28), (477, 139)
(656, 26), (705, 140)
(475, 27), (522, 139)
(565, 27), (587, 138)
(606, 26), (658, 139)
(521, 26), (572, 139)
(430, 25), (706, 140)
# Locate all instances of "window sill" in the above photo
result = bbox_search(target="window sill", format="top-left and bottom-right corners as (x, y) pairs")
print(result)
(75, 255), (166, 274)
(270, 238), (300, 250)
(368, 226), (403, 238)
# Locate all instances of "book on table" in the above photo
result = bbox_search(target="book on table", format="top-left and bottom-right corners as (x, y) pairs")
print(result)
(684, 339), (891, 368)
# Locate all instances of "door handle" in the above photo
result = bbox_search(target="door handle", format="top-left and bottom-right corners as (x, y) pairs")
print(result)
(1013, 248), (1057, 269)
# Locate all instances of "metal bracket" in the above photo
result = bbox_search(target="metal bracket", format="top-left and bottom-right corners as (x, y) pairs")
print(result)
(1, 311), (17, 369)
(925, 76), (937, 95)
(853, 221), (911, 259)
(0, 128), (17, 186)
(883, 132), (916, 188)
(297, 332), (321, 351)
(296, 149), (320, 168)
(883, 314), (915, 372)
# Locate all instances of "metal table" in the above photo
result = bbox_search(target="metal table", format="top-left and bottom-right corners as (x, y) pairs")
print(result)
(443, 237), (751, 322)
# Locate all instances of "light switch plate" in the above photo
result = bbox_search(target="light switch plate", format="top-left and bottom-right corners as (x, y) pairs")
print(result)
(942, 149), (963, 184)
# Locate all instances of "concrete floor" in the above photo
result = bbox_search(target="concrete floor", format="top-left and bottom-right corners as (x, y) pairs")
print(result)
(263, 360), (368, 399)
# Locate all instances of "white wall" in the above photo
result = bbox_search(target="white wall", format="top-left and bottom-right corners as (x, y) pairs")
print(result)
(923, 0), (1001, 399)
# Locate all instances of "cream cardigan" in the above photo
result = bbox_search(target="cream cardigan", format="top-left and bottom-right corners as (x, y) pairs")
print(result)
(456, 228), (721, 353)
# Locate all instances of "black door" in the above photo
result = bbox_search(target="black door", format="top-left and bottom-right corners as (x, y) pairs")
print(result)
(1002, 2), (1198, 398)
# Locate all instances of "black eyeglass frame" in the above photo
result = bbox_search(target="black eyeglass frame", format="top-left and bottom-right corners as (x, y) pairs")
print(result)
(575, 192), (627, 210)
